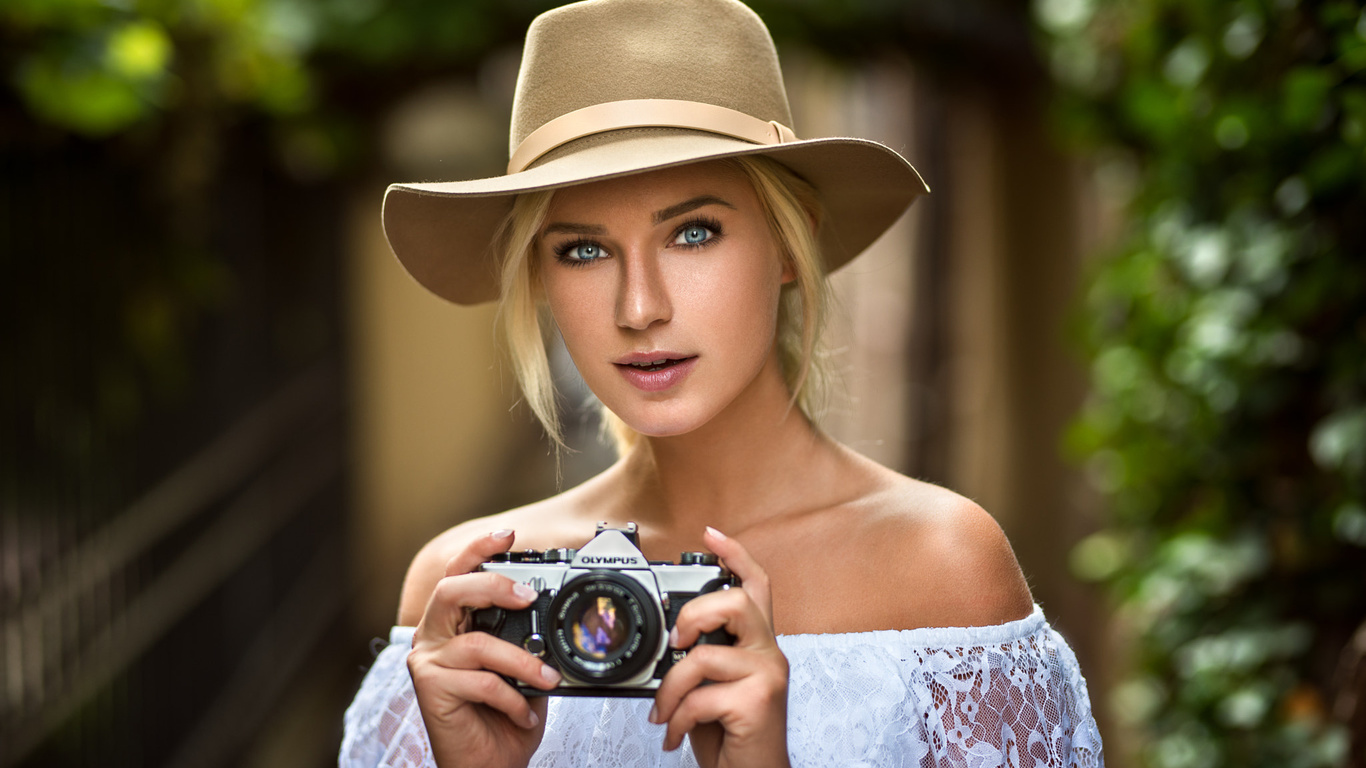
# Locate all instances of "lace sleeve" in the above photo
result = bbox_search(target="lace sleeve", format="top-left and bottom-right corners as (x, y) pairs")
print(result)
(339, 610), (1104, 768)
(779, 606), (1104, 768)
(339, 627), (436, 768)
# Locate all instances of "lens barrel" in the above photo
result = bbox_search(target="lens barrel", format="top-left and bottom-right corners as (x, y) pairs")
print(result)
(548, 571), (661, 684)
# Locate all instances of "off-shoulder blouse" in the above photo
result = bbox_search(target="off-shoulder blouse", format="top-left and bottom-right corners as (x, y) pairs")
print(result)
(340, 604), (1104, 767)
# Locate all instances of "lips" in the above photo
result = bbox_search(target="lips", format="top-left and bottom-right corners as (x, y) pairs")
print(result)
(622, 358), (687, 372)
(614, 353), (697, 392)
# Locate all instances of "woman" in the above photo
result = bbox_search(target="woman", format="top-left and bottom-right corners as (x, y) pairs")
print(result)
(342, 0), (1104, 766)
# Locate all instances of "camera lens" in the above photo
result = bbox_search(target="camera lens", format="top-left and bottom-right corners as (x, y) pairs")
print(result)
(570, 595), (632, 659)
(549, 572), (661, 684)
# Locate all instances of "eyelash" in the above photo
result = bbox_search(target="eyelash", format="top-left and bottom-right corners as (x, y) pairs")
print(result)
(673, 216), (724, 249)
(553, 239), (604, 266)
(551, 217), (725, 267)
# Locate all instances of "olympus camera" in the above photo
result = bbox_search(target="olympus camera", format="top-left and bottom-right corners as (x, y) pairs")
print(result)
(470, 522), (736, 697)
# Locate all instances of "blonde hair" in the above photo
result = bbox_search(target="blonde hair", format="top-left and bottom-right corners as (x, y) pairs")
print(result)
(494, 155), (832, 456)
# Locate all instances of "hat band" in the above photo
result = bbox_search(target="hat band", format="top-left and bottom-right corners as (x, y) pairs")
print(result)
(507, 99), (799, 174)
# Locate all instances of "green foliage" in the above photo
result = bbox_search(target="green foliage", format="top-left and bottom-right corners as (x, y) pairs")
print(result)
(15, 18), (172, 134)
(1039, 0), (1366, 764)
(2, 0), (568, 137)
(3, 0), (316, 136)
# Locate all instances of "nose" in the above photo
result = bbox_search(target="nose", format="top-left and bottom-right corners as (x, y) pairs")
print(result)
(615, 249), (672, 330)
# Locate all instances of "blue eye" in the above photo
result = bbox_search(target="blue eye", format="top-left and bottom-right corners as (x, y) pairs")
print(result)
(563, 243), (603, 262)
(675, 225), (713, 246)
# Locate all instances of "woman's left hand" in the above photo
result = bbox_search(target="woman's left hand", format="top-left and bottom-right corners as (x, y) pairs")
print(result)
(650, 526), (790, 768)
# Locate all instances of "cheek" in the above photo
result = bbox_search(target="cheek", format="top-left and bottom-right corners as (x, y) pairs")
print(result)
(675, 255), (784, 347)
(541, 261), (607, 321)
(724, 246), (786, 317)
(541, 279), (604, 362)
(549, 297), (606, 358)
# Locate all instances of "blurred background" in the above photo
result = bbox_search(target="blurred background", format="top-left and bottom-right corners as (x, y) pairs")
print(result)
(2, 0), (1363, 766)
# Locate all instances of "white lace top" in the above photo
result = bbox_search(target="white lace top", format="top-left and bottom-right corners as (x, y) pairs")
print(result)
(340, 605), (1104, 768)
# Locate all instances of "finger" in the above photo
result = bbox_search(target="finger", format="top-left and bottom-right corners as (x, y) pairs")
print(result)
(669, 585), (769, 651)
(422, 630), (563, 692)
(416, 571), (539, 642)
(661, 682), (735, 751)
(445, 529), (517, 578)
(417, 666), (543, 729)
(651, 644), (749, 725)
(704, 526), (773, 624)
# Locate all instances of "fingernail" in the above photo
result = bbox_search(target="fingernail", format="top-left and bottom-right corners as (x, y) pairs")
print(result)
(541, 665), (562, 685)
(514, 583), (539, 601)
(668, 626), (679, 648)
(648, 703), (659, 724)
(705, 525), (726, 541)
(525, 710), (539, 728)
(491, 529), (514, 539)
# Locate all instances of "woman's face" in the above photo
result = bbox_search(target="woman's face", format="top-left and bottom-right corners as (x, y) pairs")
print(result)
(537, 161), (792, 438)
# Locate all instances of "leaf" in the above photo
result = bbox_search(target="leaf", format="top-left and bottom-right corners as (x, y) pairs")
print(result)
(1281, 66), (1333, 132)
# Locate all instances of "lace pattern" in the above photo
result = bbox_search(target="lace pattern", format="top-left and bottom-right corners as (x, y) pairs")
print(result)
(339, 605), (1103, 768)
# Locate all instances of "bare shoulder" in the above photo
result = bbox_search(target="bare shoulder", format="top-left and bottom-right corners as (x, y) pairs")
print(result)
(395, 464), (634, 626)
(397, 510), (513, 627)
(848, 462), (1034, 629)
(756, 449), (1034, 633)
(395, 496), (586, 627)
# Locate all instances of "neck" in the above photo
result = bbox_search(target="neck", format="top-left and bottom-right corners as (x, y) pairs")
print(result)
(611, 350), (835, 536)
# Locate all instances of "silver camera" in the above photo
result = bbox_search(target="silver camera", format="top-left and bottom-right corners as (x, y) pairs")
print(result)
(471, 522), (736, 697)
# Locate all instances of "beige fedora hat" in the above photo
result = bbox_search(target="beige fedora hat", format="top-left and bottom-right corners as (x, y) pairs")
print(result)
(383, 0), (929, 306)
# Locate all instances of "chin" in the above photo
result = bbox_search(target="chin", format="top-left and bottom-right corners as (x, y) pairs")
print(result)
(615, 415), (703, 439)
(606, 399), (717, 440)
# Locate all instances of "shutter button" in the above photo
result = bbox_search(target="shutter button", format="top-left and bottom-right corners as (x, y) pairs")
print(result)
(680, 552), (718, 565)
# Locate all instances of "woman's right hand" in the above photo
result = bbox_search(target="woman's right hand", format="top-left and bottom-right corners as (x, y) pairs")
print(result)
(407, 530), (563, 768)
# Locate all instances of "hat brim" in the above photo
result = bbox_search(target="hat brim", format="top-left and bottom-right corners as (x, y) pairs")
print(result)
(382, 130), (929, 305)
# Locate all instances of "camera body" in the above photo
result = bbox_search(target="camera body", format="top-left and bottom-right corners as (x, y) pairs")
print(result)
(471, 522), (736, 697)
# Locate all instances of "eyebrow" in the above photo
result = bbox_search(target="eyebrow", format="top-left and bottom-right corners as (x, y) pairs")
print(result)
(652, 195), (736, 225)
(540, 195), (736, 237)
(541, 222), (607, 236)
